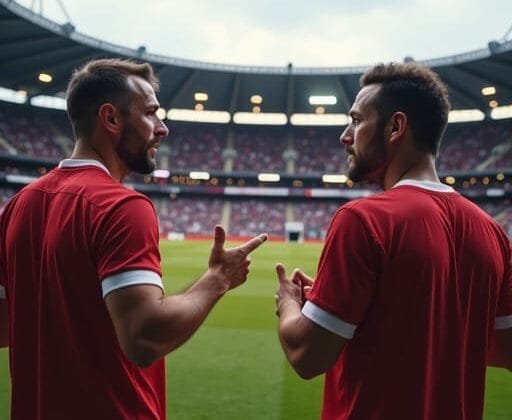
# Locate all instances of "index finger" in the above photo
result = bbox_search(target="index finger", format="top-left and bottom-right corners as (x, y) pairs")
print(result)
(238, 233), (268, 254)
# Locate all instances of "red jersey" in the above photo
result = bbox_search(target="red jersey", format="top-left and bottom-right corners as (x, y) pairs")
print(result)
(304, 180), (512, 420)
(0, 160), (166, 419)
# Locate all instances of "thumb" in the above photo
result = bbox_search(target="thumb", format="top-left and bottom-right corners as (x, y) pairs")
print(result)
(212, 225), (226, 251)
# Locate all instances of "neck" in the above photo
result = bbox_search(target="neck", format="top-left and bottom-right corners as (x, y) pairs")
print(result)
(382, 153), (439, 190)
(70, 138), (126, 182)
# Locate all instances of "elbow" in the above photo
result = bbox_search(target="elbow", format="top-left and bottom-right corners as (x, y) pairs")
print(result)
(119, 334), (164, 368)
(123, 342), (159, 368)
(288, 352), (326, 380)
(294, 365), (323, 380)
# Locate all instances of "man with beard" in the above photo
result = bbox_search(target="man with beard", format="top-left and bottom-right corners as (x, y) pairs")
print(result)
(0, 59), (267, 419)
(275, 62), (512, 419)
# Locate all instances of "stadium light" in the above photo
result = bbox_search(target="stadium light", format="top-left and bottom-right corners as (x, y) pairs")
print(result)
(153, 169), (170, 178)
(156, 107), (167, 120)
(481, 86), (496, 96)
(322, 174), (348, 183)
(290, 113), (349, 126)
(447, 109), (485, 123)
(189, 171), (210, 180)
(257, 173), (280, 182)
(309, 95), (337, 105)
(233, 112), (287, 125)
(167, 108), (230, 124)
(491, 105), (512, 120)
(194, 92), (208, 102)
(444, 176), (456, 185)
(30, 95), (67, 110)
(0, 87), (27, 104)
(38, 73), (53, 83)
(250, 95), (263, 104)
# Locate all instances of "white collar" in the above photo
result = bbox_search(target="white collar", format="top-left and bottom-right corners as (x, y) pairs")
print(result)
(58, 159), (111, 176)
(393, 179), (455, 193)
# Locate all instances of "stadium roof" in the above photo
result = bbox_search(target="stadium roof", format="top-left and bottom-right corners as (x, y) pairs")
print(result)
(1, 0), (512, 119)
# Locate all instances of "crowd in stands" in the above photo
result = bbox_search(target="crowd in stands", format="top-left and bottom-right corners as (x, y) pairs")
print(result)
(2, 101), (512, 239)
(232, 127), (288, 173)
(153, 196), (223, 236)
(0, 102), (71, 159)
(293, 128), (346, 174)
(437, 120), (512, 172)
(293, 200), (343, 239)
(229, 199), (286, 238)
(2, 101), (512, 176)
(165, 124), (226, 171)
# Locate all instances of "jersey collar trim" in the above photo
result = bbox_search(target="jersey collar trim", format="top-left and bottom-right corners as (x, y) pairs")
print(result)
(393, 179), (455, 193)
(58, 159), (111, 176)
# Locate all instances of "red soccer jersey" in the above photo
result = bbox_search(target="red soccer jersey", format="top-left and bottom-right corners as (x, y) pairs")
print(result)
(304, 181), (512, 420)
(0, 160), (166, 419)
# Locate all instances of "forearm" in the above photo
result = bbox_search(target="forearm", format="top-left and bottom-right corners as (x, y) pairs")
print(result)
(112, 269), (229, 366)
(142, 270), (228, 358)
(278, 300), (321, 379)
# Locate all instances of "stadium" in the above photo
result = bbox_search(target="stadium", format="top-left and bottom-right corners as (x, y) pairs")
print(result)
(0, 0), (512, 418)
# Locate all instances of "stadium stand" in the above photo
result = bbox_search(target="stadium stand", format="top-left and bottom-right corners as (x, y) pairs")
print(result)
(1, 101), (512, 240)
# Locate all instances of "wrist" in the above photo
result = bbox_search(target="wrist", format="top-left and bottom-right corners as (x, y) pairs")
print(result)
(276, 297), (301, 318)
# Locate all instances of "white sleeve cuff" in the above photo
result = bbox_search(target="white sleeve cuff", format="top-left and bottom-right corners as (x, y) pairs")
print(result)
(102, 270), (164, 298)
(302, 301), (357, 339)
(495, 314), (512, 329)
(0, 285), (5, 299)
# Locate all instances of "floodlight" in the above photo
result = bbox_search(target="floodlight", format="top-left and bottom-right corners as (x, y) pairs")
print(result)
(250, 95), (263, 104)
(153, 169), (170, 178)
(258, 173), (280, 182)
(481, 86), (496, 96)
(189, 171), (210, 180)
(309, 95), (337, 105)
(322, 174), (348, 183)
(491, 105), (512, 120)
(38, 73), (53, 83)
(167, 109), (230, 124)
(156, 107), (166, 120)
(194, 92), (208, 101)
(233, 112), (287, 125)
(290, 113), (349, 126)
(447, 109), (485, 123)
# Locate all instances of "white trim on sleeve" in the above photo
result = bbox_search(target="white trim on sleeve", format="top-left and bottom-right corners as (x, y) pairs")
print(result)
(102, 270), (164, 298)
(302, 301), (357, 339)
(495, 314), (512, 329)
(0, 285), (5, 299)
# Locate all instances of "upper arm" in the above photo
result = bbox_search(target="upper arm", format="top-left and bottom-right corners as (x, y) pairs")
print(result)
(279, 304), (348, 379)
(104, 283), (165, 366)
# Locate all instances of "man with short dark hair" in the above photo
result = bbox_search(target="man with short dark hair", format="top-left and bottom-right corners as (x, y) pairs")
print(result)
(0, 58), (267, 419)
(275, 62), (512, 419)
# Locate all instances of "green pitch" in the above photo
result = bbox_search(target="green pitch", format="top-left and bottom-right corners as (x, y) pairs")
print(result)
(0, 240), (511, 419)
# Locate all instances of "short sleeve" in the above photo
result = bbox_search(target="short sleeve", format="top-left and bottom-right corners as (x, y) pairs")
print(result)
(495, 242), (512, 329)
(94, 195), (162, 291)
(305, 207), (381, 333)
(0, 217), (5, 300)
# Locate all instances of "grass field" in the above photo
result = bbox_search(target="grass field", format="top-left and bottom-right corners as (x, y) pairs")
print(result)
(1, 239), (511, 419)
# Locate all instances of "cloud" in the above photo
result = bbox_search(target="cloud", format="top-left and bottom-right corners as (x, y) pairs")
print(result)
(16, 0), (512, 67)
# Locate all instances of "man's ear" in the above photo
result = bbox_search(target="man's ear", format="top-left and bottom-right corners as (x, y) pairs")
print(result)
(98, 103), (121, 134)
(389, 111), (407, 144)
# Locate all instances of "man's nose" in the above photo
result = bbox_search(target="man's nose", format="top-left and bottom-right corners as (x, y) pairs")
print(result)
(340, 128), (353, 146)
(156, 120), (170, 137)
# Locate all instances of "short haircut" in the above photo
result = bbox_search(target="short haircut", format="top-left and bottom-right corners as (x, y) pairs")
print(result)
(360, 62), (451, 155)
(66, 58), (159, 138)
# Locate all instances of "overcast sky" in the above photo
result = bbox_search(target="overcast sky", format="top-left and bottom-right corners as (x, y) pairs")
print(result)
(17, 0), (512, 67)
